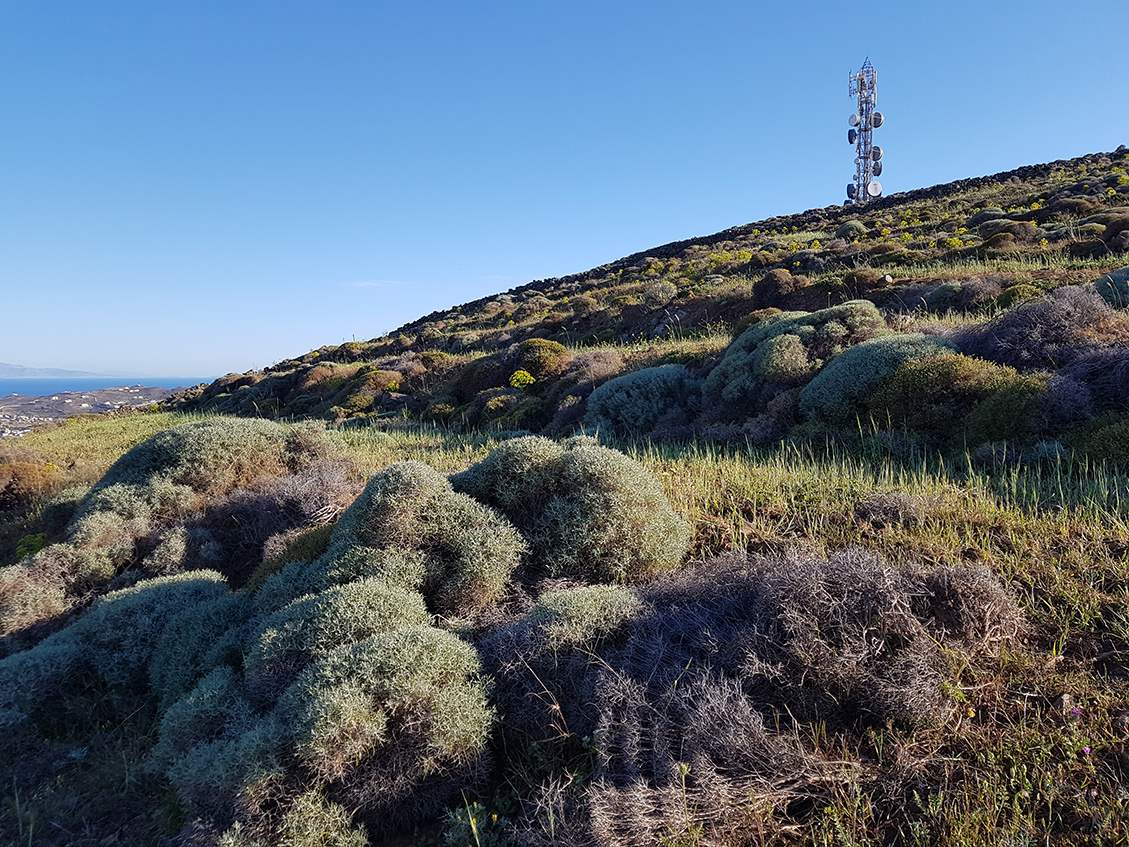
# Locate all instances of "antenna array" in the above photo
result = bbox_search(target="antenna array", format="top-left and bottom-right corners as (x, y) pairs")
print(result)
(845, 58), (884, 204)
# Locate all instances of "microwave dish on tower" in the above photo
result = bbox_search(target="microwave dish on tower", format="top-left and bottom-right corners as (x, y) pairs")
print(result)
(845, 58), (885, 204)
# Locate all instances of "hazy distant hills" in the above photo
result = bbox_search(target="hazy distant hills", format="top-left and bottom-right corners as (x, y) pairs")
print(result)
(0, 361), (134, 379)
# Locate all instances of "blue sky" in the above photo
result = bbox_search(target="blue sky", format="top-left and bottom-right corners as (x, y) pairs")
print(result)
(2, 1), (1125, 377)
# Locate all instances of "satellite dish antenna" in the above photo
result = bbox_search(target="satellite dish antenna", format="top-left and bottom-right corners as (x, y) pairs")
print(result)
(847, 184), (857, 198)
(843, 58), (886, 205)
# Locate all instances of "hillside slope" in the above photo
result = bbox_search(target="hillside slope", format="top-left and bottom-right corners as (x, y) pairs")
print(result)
(169, 147), (1129, 462)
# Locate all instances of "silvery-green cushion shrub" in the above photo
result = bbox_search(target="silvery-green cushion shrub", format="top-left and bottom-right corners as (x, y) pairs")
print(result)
(583, 364), (702, 438)
(799, 333), (954, 423)
(451, 436), (689, 583)
(328, 461), (526, 614)
(705, 301), (885, 416)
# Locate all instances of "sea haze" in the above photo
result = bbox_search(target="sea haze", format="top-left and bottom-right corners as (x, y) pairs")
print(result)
(0, 377), (210, 399)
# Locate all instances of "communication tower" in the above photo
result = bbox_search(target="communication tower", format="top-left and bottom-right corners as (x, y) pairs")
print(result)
(845, 58), (884, 204)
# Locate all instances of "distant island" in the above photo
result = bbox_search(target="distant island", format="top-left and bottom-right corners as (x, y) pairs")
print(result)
(0, 361), (109, 379)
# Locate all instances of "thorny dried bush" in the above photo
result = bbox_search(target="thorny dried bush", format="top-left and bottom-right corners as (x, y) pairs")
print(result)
(493, 548), (1025, 847)
(951, 285), (1112, 369)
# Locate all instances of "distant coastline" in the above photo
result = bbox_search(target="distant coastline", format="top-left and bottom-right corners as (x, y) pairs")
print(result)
(0, 377), (210, 398)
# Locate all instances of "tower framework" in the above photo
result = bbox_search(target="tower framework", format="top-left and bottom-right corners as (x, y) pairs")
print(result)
(846, 58), (884, 204)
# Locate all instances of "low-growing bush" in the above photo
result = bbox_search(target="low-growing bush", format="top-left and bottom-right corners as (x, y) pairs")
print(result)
(58, 570), (231, 689)
(149, 591), (252, 708)
(1066, 413), (1129, 466)
(1095, 266), (1129, 307)
(508, 338), (572, 379)
(451, 436), (690, 583)
(583, 365), (702, 438)
(277, 626), (494, 833)
(866, 353), (1044, 444)
(996, 283), (1042, 308)
(836, 219), (867, 240)
(753, 268), (808, 308)
(244, 578), (430, 699)
(494, 548), (1023, 846)
(0, 460), (65, 511)
(1059, 346), (1129, 412)
(799, 333), (954, 423)
(705, 301), (886, 417)
(328, 461), (525, 614)
(642, 280), (678, 308)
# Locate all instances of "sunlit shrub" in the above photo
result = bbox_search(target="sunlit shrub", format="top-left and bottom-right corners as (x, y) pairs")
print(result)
(799, 334), (954, 423)
(244, 578), (429, 699)
(451, 436), (689, 583)
(866, 353), (1043, 444)
(509, 338), (572, 379)
(277, 626), (493, 828)
(329, 461), (525, 614)
(704, 301), (885, 417)
(642, 280), (678, 308)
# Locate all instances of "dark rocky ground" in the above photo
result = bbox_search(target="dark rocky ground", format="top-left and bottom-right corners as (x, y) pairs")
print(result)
(0, 385), (177, 437)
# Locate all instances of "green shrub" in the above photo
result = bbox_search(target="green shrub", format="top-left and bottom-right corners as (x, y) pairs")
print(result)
(925, 282), (962, 312)
(318, 543), (429, 592)
(76, 419), (335, 509)
(244, 578), (430, 690)
(0, 640), (82, 730)
(799, 334), (954, 423)
(867, 354), (1040, 444)
(1067, 413), (1129, 465)
(329, 462), (525, 614)
(1095, 266), (1129, 307)
(704, 301), (885, 416)
(278, 625), (493, 781)
(276, 790), (368, 847)
(996, 283), (1042, 308)
(149, 591), (252, 708)
(451, 436), (690, 583)
(61, 570), (230, 688)
(151, 666), (262, 778)
(965, 373), (1049, 444)
(513, 338), (572, 378)
(583, 365), (702, 438)
(836, 219), (868, 240)
(529, 584), (646, 649)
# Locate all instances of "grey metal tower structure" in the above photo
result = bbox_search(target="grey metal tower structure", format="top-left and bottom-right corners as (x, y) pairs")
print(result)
(845, 58), (884, 204)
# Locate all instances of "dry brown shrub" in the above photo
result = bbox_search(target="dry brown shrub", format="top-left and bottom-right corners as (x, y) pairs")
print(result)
(0, 462), (65, 511)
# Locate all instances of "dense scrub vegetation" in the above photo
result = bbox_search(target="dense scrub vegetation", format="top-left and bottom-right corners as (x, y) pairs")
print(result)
(1, 147), (1128, 845)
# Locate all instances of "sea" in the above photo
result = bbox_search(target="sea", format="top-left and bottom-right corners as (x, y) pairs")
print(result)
(0, 377), (212, 399)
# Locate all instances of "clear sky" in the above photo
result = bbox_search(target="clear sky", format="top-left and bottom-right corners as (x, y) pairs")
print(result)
(2, 1), (1125, 377)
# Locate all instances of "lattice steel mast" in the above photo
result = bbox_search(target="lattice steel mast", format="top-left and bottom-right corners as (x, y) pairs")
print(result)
(845, 58), (884, 204)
